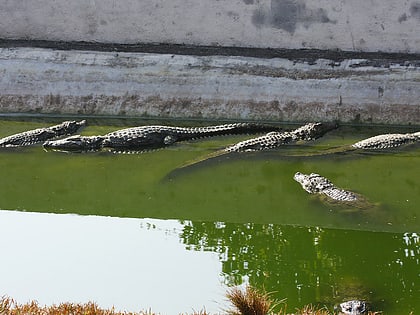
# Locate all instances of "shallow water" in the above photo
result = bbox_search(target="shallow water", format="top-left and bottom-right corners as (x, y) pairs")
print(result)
(0, 117), (419, 313)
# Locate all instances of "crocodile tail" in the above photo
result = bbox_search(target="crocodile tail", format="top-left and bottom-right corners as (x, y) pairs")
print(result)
(163, 149), (234, 180)
(413, 131), (420, 139)
(188, 123), (283, 139)
(176, 149), (229, 170)
(237, 123), (284, 134)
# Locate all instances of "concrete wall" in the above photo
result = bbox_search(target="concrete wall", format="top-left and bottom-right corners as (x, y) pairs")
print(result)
(1, 47), (419, 125)
(0, 0), (420, 53)
(0, 1), (419, 124)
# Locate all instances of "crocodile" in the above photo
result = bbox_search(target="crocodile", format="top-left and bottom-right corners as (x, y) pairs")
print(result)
(293, 172), (373, 209)
(169, 122), (337, 173)
(351, 131), (420, 150)
(0, 120), (86, 147)
(223, 122), (336, 153)
(290, 131), (420, 157)
(336, 300), (370, 315)
(43, 123), (284, 153)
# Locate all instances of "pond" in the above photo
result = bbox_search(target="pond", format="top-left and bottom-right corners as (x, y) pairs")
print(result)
(0, 116), (419, 314)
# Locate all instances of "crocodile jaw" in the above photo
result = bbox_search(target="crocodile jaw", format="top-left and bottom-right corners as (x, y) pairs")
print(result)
(338, 300), (369, 315)
(43, 135), (103, 152)
(293, 172), (331, 194)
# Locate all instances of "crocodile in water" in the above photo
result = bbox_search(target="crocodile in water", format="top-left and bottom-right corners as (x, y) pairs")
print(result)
(223, 122), (336, 152)
(351, 131), (420, 150)
(169, 122), (337, 174)
(292, 130), (420, 157)
(293, 172), (373, 209)
(43, 123), (284, 153)
(336, 299), (370, 315)
(0, 120), (86, 147)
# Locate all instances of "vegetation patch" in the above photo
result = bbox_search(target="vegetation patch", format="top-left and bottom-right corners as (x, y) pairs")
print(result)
(1, 286), (388, 315)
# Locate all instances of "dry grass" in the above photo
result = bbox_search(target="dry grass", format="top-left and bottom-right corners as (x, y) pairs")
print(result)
(225, 286), (278, 315)
(292, 305), (332, 315)
(224, 286), (334, 315)
(0, 290), (388, 315)
(0, 296), (166, 315)
(225, 286), (386, 315)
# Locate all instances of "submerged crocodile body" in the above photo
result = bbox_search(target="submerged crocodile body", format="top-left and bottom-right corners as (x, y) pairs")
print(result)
(293, 172), (373, 209)
(43, 123), (283, 153)
(224, 122), (336, 153)
(294, 130), (420, 157)
(170, 122), (337, 173)
(0, 120), (86, 147)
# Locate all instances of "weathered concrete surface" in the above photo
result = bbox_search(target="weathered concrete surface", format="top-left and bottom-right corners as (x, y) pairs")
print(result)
(1, 47), (419, 124)
(0, 0), (419, 53)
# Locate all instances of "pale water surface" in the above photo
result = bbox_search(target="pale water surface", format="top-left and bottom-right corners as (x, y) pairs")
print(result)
(0, 210), (226, 314)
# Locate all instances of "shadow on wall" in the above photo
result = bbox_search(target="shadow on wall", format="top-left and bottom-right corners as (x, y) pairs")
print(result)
(251, 0), (336, 33)
(398, 2), (420, 22)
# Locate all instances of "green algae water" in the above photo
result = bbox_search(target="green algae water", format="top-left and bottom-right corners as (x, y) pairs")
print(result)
(0, 117), (419, 314)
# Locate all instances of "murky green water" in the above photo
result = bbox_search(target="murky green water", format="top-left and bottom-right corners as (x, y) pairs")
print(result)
(0, 116), (419, 314)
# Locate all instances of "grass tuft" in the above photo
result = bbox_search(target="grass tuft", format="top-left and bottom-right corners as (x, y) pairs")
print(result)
(226, 286), (277, 315)
(0, 295), (152, 315)
(0, 290), (391, 315)
(225, 288), (386, 315)
(294, 304), (331, 315)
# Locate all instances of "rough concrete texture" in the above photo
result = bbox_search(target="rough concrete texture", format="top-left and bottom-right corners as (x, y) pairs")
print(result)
(1, 47), (419, 124)
(0, 0), (419, 53)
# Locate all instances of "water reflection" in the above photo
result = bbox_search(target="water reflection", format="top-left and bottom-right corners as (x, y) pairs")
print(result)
(0, 209), (418, 314)
(179, 220), (420, 314)
(0, 210), (226, 314)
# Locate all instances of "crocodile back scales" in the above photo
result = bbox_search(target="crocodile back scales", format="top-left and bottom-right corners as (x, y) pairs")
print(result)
(224, 122), (336, 152)
(352, 132), (420, 150)
(0, 120), (86, 147)
(43, 123), (282, 152)
(294, 172), (360, 203)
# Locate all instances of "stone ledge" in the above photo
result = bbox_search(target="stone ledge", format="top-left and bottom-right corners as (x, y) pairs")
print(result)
(1, 46), (419, 125)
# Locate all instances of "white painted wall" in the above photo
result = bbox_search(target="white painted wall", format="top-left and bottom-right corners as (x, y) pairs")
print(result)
(0, 0), (419, 53)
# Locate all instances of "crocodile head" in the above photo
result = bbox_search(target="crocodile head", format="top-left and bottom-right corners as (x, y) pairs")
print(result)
(50, 120), (87, 135)
(292, 122), (338, 141)
(43, 135), (104, 152)
(293, 172), (333, 194)
(337, 300), (369, 315)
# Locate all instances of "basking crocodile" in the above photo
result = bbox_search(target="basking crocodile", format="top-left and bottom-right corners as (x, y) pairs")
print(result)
(336, 300), (370, 315)
(0, 120), (86, 147)
(43, 123), (283, 153)
(223, 122), (336, 153)
(352, 131), (420, 150)
(293, 172), (374, 209)
(292, 130), (420, 157)
(170, 122), (337, 173)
